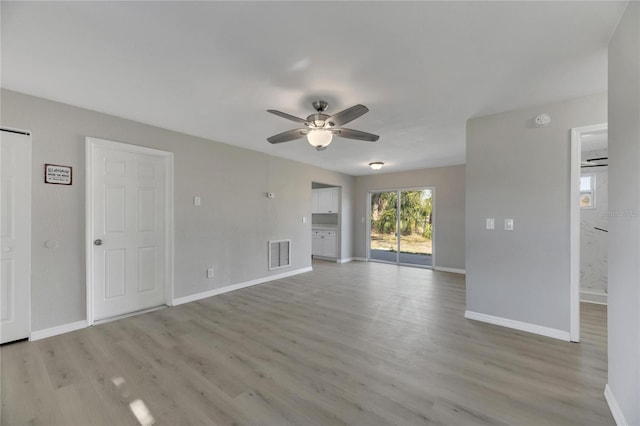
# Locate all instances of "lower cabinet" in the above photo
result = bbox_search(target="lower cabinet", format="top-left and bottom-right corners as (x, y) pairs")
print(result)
(312, 230), (337, 258)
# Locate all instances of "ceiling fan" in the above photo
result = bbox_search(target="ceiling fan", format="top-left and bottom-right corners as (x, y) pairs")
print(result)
(266, 100), (380, 151)
(581, 157), (608, 168)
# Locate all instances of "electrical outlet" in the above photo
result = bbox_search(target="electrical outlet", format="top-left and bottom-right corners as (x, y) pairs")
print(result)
(207, 268), (214, 278)
(194, 196), (201, 206)
(505, 219), (514, 231)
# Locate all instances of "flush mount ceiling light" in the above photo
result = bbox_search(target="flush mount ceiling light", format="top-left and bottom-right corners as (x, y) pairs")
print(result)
(369, 162), (384, 170)
(307, 129), (333, 150)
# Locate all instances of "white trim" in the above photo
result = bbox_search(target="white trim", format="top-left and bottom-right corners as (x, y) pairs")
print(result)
(604, 384), (628, 426)
(580, 289), (608, 305)
(434, 266), (466, 275)
(570, 123), (607, 343)
(464, 310), (571, 341)
(85, 137), (174, 325)
(338, 257), (354, 263)
(30, 320), (88, 341)
(312, 255), (336, 262)
(431, 187), (436, 268)
(173, 266), (312, 306)
(26, 134), (32, 340)
(352, 257), (368, 262)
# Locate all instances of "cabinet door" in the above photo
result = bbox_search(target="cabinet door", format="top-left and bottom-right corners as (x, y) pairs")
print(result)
(317, 188), (335, 213)
(312, 234), (322, 255)
(317, 189), (329, 212)
(312, 189), (320, 213)
(324, 233), (337, 258)
(328, 188), (339, 213)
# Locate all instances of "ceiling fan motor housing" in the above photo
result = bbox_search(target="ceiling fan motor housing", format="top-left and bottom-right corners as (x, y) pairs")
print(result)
(312, 100), (329, 112)
(307, 113), (331, 128)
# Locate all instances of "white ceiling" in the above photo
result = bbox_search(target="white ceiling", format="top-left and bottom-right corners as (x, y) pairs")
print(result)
(1, 1), (627, 176)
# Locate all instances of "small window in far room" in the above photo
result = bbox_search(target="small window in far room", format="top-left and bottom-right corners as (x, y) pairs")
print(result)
(580, 173), (595, 208)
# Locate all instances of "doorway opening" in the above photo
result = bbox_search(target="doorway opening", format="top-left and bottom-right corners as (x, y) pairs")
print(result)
(570, 123), (608, 342)
(368, 187), (434, 268)
(311, 182), (341, 262)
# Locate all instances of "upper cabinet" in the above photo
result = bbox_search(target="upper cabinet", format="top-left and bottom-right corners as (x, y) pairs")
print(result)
(312, 187), (339, 213)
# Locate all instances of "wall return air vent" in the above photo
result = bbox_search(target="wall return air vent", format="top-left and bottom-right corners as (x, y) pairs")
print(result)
(269, 239), (291, 271)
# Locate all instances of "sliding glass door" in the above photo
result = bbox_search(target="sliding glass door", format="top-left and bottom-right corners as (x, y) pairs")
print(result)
(369, 188), (433, 267)
(369, 191), (398, 263)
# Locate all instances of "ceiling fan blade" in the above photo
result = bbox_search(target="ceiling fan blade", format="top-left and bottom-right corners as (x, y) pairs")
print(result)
(327, 104), (369, 127)
(267, 109), (309, 125)
(267, 128), (308, 144)
(333, 128), (379, 142)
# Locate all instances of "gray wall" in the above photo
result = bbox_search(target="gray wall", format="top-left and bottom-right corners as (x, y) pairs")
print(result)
(1, 89), (355, 331)
(353, 165), (465, 270)
(607, 2), (640, 423)
(466, 94), (607, 333)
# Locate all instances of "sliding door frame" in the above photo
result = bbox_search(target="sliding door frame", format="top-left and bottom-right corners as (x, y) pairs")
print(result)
(367, 186), (435, 269)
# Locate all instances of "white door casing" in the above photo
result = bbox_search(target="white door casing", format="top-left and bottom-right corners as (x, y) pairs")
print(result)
(1, 129), (31, 344)
(86, 137), (173, 323)
(569, 123), (608, 343)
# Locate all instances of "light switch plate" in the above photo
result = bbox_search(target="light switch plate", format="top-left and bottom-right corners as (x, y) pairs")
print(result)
(194, 196), (201, 206)
(505, 219), (514, 231)
(486, 218), (495, 230)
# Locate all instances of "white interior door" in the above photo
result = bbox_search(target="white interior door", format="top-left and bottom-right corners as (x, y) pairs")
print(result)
(1, 129), (31, 344)
(88, 138), (171, 321)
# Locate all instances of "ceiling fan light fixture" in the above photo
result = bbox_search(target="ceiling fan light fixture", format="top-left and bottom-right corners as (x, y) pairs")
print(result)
(307, 129), (333, 149)
(369, 162), (384, 170)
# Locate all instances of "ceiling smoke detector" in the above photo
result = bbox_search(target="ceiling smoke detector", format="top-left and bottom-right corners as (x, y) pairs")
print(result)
(533, 113), (552, 127)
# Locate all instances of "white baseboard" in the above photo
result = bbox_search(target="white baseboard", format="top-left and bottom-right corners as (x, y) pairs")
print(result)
(173, 266), (313, 306)
(312, 255), (337, 262)
(30, 320), (88, 341)
(580, 289), (608, 305)
(352, 257), (368, 262)
(464, 310), (571, 341)
(605, 384), (628, 426)
(338, 257), (353, 264)
(434, 266), (466, 274)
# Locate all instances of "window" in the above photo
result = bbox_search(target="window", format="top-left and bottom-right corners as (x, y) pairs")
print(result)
(580, 173), (595, 208)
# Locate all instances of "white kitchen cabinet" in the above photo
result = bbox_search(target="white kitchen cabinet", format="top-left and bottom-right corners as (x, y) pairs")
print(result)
(312, 232), (323, 256)
(312, 189), (320, 213)
(312, 187), (339, 213)
(312, 230), (337, 258)
(323, 232), (336, 257)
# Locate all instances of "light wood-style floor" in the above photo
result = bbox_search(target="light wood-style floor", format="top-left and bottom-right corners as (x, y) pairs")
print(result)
(1, 261), (611, 425)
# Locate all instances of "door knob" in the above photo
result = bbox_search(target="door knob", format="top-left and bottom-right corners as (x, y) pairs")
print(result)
(94, 239), (103, 246)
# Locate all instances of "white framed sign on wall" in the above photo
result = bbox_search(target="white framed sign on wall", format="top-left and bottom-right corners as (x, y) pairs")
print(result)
(44, 164), (72, 185)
